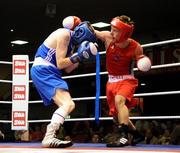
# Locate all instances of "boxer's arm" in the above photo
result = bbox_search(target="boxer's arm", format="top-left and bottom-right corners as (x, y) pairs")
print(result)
(134, 44), (144, 60)
(94, 30), (111, 42)
(94, 29), (112, 49)
(64, 63), (79, 73)
(56, 30), (76, 69)
(135, 44), (151, 72)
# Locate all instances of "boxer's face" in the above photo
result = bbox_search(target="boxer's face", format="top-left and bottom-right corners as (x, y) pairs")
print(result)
(110, 26), (121, 42)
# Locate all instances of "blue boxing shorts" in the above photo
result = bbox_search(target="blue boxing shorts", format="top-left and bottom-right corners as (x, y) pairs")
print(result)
(30, 64), (69, 106)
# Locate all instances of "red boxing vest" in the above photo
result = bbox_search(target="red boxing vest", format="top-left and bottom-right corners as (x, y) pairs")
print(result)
(106, 39), (138, 75)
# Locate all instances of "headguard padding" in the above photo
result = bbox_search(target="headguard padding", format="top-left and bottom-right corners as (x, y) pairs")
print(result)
(111, 18), (134, 42)
(72, 21), (97, 45)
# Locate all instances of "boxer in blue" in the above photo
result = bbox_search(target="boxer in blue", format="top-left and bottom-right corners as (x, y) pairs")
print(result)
(30, 19), (98, 148)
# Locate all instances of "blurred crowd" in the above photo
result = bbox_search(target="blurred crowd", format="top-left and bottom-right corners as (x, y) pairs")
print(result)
(0, 119), (180, 145)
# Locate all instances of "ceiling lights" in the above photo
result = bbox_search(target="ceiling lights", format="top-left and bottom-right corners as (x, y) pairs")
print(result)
(11, 40), (29, 45)
(92, 22), (110, 28)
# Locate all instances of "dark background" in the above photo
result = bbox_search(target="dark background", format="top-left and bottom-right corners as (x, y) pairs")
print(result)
(0, 0), (180, 61)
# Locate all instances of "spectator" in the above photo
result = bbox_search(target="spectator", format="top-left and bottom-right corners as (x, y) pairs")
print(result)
(14, 130), (29, 142)
(142, 128), (159, 144)
(91, 134), (101, 143)
(158, 129), (171, 145)
(0, 130), (5, 141)
(170, 123), (180, 145)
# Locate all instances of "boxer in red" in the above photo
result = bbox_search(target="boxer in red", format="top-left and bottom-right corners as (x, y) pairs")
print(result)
(94, 15), (151, 147)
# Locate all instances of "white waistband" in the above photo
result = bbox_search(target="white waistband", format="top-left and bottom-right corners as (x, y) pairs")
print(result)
(108, 74), (134, 83)
(32, 57), (56, 68)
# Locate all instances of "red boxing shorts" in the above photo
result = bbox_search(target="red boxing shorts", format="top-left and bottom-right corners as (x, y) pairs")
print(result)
(106, 78), (138, 116)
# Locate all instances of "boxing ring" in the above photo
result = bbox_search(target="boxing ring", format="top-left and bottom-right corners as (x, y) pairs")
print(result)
(0, 142), (180, 153)
(0, 38), (180, 153)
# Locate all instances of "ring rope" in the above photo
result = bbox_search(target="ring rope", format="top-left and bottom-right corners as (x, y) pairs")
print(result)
(1, 115), (180, 124)
(23, 90), (180, 103)
(61, 62), (180, 79)
(0, 61), (12, 64)
(99, 38), (180, 55)
(1, 90), (180, 104)
(0, 101), (12, 104)
(0, 80), (12, 83)
(1, 89), (180, 105)
(1, 62), (180, 84)
(1, 37), (180, 83)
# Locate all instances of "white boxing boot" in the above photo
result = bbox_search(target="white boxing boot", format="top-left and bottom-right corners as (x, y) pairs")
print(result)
(42, 123), (73, 148)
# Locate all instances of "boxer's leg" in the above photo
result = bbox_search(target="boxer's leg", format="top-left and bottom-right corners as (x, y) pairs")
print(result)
(42, 89), (74, 148)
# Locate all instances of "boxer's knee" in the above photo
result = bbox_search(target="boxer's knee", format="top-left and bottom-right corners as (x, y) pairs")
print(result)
(115, 95), (126, 108)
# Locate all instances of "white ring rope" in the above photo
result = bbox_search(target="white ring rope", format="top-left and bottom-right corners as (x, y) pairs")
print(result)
(1, 38), (180, 83)
(100, 38), (180, 55)
(0, 38), (180, 122)
(1, 62), (180, 84)
(22, 90), (180, 104)
(0, 61), (12, 64)
(0, 101), (12, 104)
(1, 89), (180, 104)
(0, 80), (12, 83)
(62, 62), (180, 79)
(1, 115), (180, 124)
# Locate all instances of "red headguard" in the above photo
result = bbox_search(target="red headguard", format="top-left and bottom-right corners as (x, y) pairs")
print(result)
(111, 18), (134, 42)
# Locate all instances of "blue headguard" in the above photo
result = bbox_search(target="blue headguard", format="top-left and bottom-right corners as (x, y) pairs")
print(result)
(72, 21), (97, 45)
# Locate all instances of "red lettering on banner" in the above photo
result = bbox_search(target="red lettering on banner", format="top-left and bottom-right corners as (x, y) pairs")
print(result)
(13, 85), (26, 100)
(13, 111), (26, 126)
(13, 60), (26, 75)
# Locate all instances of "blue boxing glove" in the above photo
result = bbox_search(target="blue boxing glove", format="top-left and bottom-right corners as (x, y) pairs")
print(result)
(70, 41), (98, 63)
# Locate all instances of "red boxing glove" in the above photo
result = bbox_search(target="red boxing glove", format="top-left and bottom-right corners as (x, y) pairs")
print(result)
(136, 55), (151, 72)
(62, 16), (81, 30)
